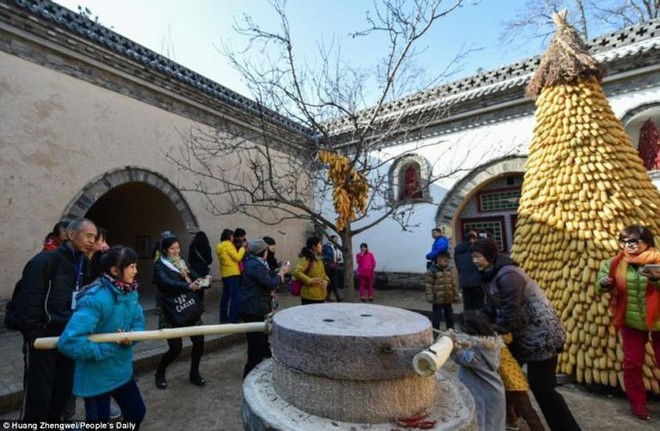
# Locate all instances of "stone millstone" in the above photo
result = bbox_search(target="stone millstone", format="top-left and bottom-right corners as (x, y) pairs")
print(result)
(271, 303), (433, 380)
(242, 360), (477, 430)
(271, 357), (436, 423)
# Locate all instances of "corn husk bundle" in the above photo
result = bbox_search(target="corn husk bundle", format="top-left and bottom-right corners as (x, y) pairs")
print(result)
(318, 150), (369, 231)
(511, 11), (660, 393)
(637, 119), (660, 170)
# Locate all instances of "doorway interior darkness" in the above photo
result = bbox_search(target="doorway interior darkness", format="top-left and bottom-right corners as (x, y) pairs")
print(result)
(85, 182), (188, 309)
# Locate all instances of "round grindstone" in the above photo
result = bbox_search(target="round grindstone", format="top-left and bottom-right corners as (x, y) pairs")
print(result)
(271, 303), (433, 380)
(271, 357), (436, 423)
(242, 359), (477, 431)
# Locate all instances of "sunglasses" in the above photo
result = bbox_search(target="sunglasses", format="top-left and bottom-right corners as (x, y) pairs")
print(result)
(619, 238), (641, 247)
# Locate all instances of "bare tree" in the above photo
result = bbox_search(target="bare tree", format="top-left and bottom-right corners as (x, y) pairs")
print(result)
(500, 0), (658, 51)
(167, 0), (485, 299)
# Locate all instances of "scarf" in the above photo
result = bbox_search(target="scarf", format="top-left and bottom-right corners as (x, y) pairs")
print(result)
(609, 248), (660, 330)
(103, 274), (139, 294)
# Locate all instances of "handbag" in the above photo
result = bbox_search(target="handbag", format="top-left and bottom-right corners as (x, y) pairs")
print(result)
(289, 260), (314, 296)
(161, 291), (203, 327)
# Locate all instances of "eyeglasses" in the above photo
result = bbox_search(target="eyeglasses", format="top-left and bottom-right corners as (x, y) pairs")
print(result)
(619, 238), (641, 247)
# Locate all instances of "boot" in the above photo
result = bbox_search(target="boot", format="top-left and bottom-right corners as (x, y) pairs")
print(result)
(155, 372), (167, 389)
(189, 371), (206, 387)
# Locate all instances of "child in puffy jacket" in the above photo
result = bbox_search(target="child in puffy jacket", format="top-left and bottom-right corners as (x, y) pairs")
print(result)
(425, 251), (460, 330)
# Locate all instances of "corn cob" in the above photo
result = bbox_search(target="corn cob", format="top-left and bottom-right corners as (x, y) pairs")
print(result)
(511, 11), (660, 394)
(318, 150), (369, 231)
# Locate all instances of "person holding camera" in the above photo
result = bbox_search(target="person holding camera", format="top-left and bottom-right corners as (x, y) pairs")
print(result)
(153, 236), (210, 390)
(597, 225), (660, 421)
(239, 239), (290, 377)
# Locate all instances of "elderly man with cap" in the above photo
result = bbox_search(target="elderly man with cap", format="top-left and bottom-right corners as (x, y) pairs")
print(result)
(238, 238), (290, 378)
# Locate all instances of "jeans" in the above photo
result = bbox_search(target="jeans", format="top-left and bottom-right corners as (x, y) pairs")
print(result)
(220, 275), (241, 323)
(325, 265), (342, 301)
(84, 378), (145, 427)
(431, 303), (454, 330)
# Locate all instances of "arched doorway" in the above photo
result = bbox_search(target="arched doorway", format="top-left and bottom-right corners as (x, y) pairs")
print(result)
(63, 167), (199, 307)
(435, 156), (527, 251)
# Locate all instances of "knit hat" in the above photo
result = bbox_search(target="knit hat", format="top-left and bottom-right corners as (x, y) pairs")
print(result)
(247, 239), (268, 256)
(469, 238), (499, 263)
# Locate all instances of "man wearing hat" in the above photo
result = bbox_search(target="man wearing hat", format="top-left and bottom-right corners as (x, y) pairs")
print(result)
(238, 239), (290, 377)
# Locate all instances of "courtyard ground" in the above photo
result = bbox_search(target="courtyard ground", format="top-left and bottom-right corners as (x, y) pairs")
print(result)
(1, 288), (659, 430)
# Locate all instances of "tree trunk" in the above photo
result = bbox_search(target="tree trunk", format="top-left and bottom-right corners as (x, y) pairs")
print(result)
(340, 230), (355, 301)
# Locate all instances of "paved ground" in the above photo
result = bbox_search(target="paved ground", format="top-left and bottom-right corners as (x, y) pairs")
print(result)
(1, 287), (659, 430)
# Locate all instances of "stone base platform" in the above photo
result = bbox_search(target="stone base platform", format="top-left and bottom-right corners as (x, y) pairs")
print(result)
(242, 360), (476, 431)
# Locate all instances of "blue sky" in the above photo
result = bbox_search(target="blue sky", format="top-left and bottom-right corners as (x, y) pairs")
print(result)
(53, 0), (541, 99)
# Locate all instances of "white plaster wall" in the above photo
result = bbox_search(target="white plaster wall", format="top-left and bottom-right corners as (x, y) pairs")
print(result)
(347, 83), (660, 274)
(0, 52), (308, 298)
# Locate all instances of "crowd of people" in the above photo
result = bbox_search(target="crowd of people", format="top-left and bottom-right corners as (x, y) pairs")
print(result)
(7, 218), (660, 429)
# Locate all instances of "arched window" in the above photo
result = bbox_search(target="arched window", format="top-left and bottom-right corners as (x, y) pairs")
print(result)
(401, 164), (423, 199)
(390, 154), (430, 203)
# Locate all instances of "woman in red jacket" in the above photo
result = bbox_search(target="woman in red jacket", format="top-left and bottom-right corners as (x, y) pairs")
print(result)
(356, 243), (377, 302)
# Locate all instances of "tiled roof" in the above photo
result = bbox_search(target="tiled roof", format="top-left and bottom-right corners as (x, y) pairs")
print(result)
(324, 18), (660, 135)
(7, 0), (312, 136)
(6, 1), (659, 140)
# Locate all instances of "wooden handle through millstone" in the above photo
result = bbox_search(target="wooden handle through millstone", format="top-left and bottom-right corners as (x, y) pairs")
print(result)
(33, 321), (268, 350)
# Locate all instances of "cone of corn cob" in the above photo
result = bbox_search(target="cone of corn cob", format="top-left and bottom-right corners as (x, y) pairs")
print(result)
(511, 10), (660, 393)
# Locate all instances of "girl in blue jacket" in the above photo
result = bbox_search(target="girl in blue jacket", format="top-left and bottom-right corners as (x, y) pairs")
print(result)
(58, 246), (146, 425)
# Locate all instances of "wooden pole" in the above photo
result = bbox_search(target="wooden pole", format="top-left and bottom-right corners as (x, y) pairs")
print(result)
(33, 321), (268, 350)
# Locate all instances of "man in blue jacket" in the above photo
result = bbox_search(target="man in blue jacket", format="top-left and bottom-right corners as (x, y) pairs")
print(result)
(425, 227), (448, 268)
(13, 218), (97, 421)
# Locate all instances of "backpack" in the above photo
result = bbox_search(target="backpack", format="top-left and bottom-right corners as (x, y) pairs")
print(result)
(288, 259), (314, 296)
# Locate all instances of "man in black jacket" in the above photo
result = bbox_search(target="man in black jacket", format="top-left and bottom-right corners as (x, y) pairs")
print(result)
(13, 218), (97, 421)
(454, 230), (483, 310)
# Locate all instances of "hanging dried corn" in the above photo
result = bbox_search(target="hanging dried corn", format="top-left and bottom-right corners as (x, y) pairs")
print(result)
(318, 150), (369, 232)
